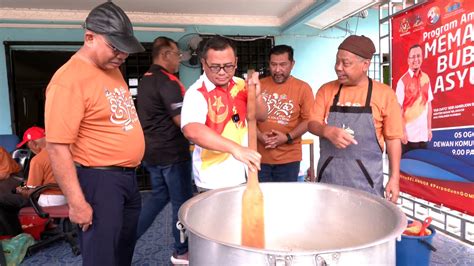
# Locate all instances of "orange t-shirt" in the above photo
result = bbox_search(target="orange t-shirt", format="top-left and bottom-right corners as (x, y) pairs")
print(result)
(26, 149), (61, 195)
(45, 55), (145, 167)
(310, 80), (403, 150)
(257, 76), (314, 164)
(0, 146), (20, 179)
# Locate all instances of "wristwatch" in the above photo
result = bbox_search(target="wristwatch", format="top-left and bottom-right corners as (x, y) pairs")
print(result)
(286, 133), (293, 144)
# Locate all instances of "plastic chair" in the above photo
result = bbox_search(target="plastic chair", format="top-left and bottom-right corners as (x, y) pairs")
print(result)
(11, 149), (32, 180)
(18, 184), (80, 256)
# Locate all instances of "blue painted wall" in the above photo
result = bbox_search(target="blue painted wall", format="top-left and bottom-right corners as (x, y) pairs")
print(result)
(276, 12), (380, 93)
(0, 10), (379, 134)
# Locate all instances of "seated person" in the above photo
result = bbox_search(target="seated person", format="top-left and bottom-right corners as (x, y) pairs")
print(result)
(0, 146), (27, 236)
(0, 147), (20, 180)
(15, 127), (66, 207)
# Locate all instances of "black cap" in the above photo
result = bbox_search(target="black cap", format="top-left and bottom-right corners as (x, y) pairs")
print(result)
(84, 2), (145, 54)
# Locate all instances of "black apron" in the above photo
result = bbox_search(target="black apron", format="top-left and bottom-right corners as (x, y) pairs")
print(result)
(317, 78), (384, 196)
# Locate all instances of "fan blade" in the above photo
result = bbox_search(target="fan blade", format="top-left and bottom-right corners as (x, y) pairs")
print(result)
(181, 50), (192, 62)
(189, 36), (203, 50)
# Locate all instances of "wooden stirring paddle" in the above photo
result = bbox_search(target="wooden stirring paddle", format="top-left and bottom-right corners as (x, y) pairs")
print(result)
(241, 70), (265, 248)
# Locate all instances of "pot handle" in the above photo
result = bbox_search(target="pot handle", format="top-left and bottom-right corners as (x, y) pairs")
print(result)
(176, 221), (187, 243)
(418, 239), (437, 252)
(315, 255), (327, 266)
(315, 253), (340, 266)
(267, 255), (293, 266)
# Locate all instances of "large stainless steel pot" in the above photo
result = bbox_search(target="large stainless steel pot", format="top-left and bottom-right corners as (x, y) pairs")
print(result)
(178, 182), (406, 265)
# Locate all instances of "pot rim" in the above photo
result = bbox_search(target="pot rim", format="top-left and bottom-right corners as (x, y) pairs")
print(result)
(179, 182), (407, 255)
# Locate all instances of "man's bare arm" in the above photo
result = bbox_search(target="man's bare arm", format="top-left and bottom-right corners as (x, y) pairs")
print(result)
(385, 138), (401, 203)
(289, 120), (309, 140)
(172, 114), (181, 127)
(46, 142), (93, 230)
(255, 94), (267, 122)
(183, 123), (261, 172)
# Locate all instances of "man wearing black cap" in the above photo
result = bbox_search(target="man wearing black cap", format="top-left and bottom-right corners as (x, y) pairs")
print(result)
(44, 2), (145, 265)
(308, 35), (403, 203)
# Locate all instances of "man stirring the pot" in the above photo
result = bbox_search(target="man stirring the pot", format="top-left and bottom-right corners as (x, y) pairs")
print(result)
(181, 36), (267, 192)
(308, 35), (403, 203)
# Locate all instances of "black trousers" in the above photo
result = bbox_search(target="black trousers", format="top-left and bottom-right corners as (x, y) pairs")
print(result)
(0, 177), (27, 236)
(76, 167), (141, 266)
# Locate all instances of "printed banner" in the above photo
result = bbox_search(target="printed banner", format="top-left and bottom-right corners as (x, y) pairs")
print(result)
(392, 0), (474, 215)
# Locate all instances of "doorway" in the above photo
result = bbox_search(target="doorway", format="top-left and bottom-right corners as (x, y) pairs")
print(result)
(9, 50), (75, 135)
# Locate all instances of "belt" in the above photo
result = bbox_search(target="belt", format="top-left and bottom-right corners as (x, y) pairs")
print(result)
(74, 163), (137, 172)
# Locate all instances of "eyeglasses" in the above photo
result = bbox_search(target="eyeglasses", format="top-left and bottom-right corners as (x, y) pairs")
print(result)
(98, 36), (124, 55)
(204, 60), (236, 73)
(167, 50), (183, 58)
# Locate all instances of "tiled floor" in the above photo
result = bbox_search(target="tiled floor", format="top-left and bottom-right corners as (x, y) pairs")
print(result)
(431, 232), (473, 265)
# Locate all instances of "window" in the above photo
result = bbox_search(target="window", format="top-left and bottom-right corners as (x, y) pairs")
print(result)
(234, 36), (274, 78)
(199, 35), (274, 78)
(122, 43), (153, 99)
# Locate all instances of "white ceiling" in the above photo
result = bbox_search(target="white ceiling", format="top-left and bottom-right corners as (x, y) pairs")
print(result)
(0, 0), (319, 28)
(1, 0), (306, 16)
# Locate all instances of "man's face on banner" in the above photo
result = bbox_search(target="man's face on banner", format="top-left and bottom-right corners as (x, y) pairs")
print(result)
(408, 46), (423, 72)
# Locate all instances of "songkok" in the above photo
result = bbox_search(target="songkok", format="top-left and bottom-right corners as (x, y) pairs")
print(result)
(338, 35), (375, 59)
